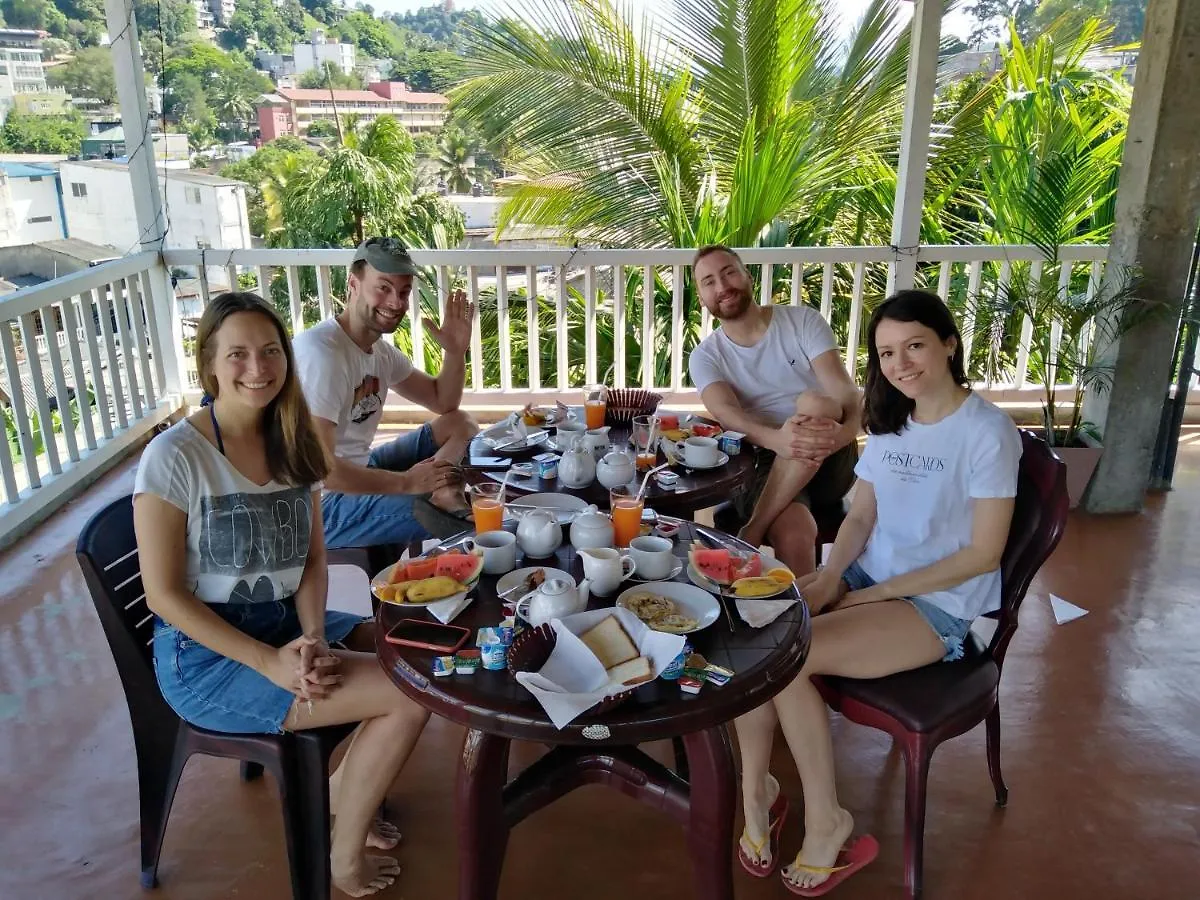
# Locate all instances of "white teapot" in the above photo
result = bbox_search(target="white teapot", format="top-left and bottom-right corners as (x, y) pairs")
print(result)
(569, 505), (615, 550)
(558, 434), (596, 489)
(525, 577), (591, 628)
(515, 509), (563, 558)
(595, 448), (636, 490)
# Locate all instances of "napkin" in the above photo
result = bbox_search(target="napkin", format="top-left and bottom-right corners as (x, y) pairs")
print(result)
(515, 607), (685, 729)
(426, 592), (474, 624)
(735, 595), (799, 628)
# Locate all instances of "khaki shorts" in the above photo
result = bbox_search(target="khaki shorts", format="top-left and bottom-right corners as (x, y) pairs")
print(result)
(733, 440), (858, 522)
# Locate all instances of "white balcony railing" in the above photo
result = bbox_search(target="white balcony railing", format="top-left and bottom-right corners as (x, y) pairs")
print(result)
(0, 252), (181, 548)
(163, 244), (1113, 415)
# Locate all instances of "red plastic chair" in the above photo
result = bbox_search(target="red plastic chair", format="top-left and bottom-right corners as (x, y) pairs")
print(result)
(814, 430), (1069, 899)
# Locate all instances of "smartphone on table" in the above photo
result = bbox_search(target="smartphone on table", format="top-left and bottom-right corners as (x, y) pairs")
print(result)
(384, 618), (471, 654)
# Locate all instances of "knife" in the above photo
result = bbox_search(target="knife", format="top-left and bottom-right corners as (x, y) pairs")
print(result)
(492, 430), (548, 451)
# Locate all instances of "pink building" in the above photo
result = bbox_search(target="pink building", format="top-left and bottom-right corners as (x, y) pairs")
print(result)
(256, 82), (449, 141)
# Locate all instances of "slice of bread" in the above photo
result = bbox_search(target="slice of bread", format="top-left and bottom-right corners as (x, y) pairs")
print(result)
(579, 615), (639, 669)
(607, 655), (653, 686)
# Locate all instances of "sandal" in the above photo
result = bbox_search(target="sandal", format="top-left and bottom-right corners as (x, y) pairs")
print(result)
(738, 775), (789, 878)
(781, 834), (880, 897)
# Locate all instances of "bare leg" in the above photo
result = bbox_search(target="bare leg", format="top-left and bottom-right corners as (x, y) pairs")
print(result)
(285, 652), (431, 897)
(740, 458), (820, 549)
(328, 725), (402, 850)
(764, 503), (819, 577)
(428, 410), (478, 512)
(733, 701), (781, 865)
(774, 600), (945, 890)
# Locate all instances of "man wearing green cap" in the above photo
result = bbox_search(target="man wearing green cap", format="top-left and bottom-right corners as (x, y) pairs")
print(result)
(294, 236), (479, 550)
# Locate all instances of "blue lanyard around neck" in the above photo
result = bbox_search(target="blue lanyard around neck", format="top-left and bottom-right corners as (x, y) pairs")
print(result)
(209, 402), (226, 457)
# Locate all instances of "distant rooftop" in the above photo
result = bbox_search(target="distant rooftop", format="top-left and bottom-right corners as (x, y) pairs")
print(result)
(0, 162), (58, 179)
(61, 159), (243, 187)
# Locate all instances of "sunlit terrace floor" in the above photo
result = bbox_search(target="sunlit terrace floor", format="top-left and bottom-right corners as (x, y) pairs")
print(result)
(1, 426), (1198, 900)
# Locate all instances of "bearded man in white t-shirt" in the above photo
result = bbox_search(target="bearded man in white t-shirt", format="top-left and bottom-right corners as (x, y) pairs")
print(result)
(293, 236), (479, 550)
(688, 245), (861, 574)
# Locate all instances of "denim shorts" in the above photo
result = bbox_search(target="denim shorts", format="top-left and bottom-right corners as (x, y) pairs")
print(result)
(152, 598), (366, 734)
(322, 423), (438, 549)
(841, 560), (973, 662)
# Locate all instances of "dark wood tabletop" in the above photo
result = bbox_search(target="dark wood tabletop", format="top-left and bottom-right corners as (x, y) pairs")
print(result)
(375, 520), (810, 745)
(462, 407), (756, 518)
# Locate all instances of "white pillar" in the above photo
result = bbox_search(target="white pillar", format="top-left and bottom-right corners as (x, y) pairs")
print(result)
(887, 0), (942, 295)
(103, 0), (166, 250)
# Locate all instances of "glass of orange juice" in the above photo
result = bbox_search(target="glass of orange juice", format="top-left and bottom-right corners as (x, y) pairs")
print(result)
(609, 486), (644, 548)
(470, 482), (505, 534)
(632, 415), (658, 471)
(584, 386), (607, 429)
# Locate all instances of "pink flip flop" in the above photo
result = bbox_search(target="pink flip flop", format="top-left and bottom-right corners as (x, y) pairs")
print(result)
(737, 789), (789, 878)
(782, 834), (880, 897)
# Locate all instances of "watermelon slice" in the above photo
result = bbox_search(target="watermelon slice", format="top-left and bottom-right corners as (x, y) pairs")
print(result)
(732, 554), (762, 581)
(434, 551), (484, 583)
(403, 558), (438, 582)
(689, 547), (733, 585)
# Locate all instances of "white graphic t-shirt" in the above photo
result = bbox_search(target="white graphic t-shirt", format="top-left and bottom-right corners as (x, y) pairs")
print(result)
(133, 420), (317, 606)
(688, 305), (838, 426)
(853, 393), (1022, 621)
(293, 318), (414, 466)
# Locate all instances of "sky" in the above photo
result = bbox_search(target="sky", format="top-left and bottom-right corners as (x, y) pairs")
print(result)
(366, 0), (974, 42)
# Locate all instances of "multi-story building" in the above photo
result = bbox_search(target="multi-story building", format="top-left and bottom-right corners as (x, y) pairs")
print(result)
(257, 81), (448, 140)
(292, 29), (356, 76)
(192, 0), (215, 30)
(0, 29), (49, 123)
(208, 0), (237, 27)
(0, 162), (66, 247)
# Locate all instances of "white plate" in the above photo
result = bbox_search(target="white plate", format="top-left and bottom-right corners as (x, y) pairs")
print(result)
(686, 551), (791, 599)
(616, 581), (721, 635)
(505, 492), (590, 524)
(675, 452), (729, 471)
(626, 560), (685, 583)
(370, 553), (482, 606)
(496, 566), (576, 600)
(481, 421), (550, 453)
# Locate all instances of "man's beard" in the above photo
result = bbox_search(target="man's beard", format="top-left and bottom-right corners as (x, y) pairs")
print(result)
(713, 287), (753, 321)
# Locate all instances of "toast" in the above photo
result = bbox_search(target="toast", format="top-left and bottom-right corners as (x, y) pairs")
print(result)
(579, 615), (639, 669)
(606, 655), (654, 687)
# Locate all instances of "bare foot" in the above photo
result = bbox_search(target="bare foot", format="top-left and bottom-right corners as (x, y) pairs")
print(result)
(739, 773), (781, 866)
(431, 484), (470, 514)
(332, 853), (401, 898)
(365, 817), (401, 850)
(782, 808), (855, 891)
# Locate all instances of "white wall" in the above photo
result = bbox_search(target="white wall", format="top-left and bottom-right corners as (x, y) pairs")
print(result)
(59, 163), (139, 250)
(446, 196), (503, 230)
(5, 175), (64, 244)
(294, 40), (356, 75)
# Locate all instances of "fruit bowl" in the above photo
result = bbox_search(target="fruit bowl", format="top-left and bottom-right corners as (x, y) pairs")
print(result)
(507, 623), (635, 714)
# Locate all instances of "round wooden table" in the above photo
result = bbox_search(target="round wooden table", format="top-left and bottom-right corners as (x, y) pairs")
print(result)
(464, 408), (756, 518)
(375, 522), (811, 900)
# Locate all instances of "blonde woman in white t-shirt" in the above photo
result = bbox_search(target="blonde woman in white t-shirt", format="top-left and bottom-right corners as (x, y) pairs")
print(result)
(735, 291), (1021, 896)
(134, 292), (431, 897)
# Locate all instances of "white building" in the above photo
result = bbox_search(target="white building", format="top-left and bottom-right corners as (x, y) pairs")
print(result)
(59, 161), (251, 286)
(293, 30), (356, 76)
(0, 29), (48, 123)
(192, 0), (214, 30)
(208, 0), (237, 26)
(0, 162), (66, 248)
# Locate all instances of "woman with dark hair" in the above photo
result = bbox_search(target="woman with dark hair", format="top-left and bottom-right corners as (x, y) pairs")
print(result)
(134, 292), (430, 897)
(734, 291), (1022, 895)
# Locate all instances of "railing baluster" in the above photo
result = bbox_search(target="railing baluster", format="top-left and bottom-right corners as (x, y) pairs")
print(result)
(497, 266), (512, 391)
(1079, 260), (1103, 360)
(641, 265), (655, 389)
(820, 261), (834, 323)
(671, 265), (684, 392)
(962, 260), (983, 367)
(790, 262), (804, 306)
(225, 263), (238, 295)
(435, 266), (450, 375)
(316, 265), (334, 320)
(110, 280), (143, 419)
(285, 265), (303, 334)
(97, 284), (128, 430)
(41, 304), (80, 464)
(556, 265), (569, 390)
(991, 261), (1012, 389)
(845, 262), (866, 377)
(138, 268), (167, 398)
(469, 265), (483, 392)
(257, 265), (271, 297)
(937, 261), (952, 301)
(125, 276), (156, 409)
(18, 312), (60, 475)
(80, 288), (113, 440)
(1014, 261), (1039, 389)
(1050, 263), (1071, 386)
(760, 263), (773, 306)
(0, 322), (39, 487)
(525, 265), (540, 390)
(613, 264), (626, 387)
(584, 266), (597, 387)
(60, 296), (96, 451)
(0, 395), (18, 502)
(198, 264), (211, 306)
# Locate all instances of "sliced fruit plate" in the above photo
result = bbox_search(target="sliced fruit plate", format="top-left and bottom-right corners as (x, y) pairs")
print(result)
(371, 548), (484, 606)
(686, 544), (796, 600)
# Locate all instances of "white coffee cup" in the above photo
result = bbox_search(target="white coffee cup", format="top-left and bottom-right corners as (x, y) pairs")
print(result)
(628, 535), (675, 580)
(673, 435), (720, 467)
(578, 547), (637, 596)
(474, 531), (517, 575)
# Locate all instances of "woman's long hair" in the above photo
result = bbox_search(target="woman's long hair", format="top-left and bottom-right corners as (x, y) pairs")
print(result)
(863, 290), (969, 436)
(196, 292), (330, 487)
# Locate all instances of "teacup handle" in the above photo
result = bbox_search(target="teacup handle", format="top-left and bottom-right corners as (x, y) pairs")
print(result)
(620, 555), (637, 579)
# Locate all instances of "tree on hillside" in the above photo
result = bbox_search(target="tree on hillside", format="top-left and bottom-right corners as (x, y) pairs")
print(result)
(133, 0), (197, 46)
(389, 46), (464, 92)
(46, 46), (117, 105)
(336, 10), (399, 58)
(0, 110), (86, 154)
(962, 1), (1039, 45)
(297, 61), (365, 89)
(964, 0), (1145, 47)
(220, 135), (318, 236)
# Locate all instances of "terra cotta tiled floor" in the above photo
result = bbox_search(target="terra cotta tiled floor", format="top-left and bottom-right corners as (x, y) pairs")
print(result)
(2, 434), (1198, 900)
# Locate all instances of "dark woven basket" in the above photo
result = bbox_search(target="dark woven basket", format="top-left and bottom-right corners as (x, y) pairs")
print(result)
(507, 623), (635, 714)
(603, 389), (663, 426)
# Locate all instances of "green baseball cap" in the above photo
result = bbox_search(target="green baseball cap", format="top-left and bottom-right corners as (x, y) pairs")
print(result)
(352, 236), (420, 276)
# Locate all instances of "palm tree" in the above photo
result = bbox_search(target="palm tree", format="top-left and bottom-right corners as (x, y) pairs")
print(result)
(436, 126), (483, 193)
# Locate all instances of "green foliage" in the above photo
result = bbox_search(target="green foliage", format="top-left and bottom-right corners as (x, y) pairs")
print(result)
(436, 126), (483, 193)
(220, 135), (317, 236)
(336, 10), (399, 59)
(46, 45), (116, 104)
(389, 47), (466, 92)
(297, 61), (365, 89)
(0, 109), (85, 154)
(305, 119), (340, 138)
(224, 0), (307, 53)
(161, 41), (272, 148)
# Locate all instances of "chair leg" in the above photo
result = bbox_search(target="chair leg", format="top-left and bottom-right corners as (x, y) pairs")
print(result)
(268, 745), (328, 900)
(899, 733), (933, 900)
(241, 761), (265, 782)
(131, 721), (189, 889)
(671, 736), (690, 781)
(985, 703), (1008, 808)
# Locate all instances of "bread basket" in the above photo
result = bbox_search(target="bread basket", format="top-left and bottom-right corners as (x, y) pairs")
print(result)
(507, 623), (635, 714)
(603, 388), (663, 426)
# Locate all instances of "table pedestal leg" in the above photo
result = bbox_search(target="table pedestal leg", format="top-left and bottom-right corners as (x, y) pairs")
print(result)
(455, 728), (511, 900)
(683, 727), (737, 900)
